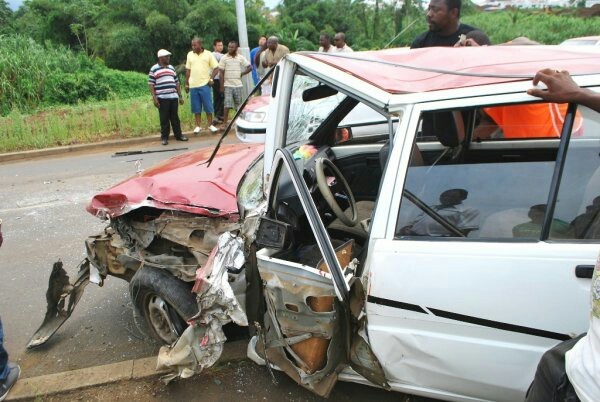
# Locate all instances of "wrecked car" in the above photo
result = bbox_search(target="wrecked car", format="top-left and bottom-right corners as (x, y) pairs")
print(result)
(32, 46), (600, 401)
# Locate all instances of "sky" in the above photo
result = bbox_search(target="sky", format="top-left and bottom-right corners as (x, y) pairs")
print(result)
(7, 0), (21, 10)
(7, 0), (281, 11)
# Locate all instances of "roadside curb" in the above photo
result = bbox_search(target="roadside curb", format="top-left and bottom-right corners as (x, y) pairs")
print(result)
(6, 340), (248, 400)
(0, 130), (201, 164)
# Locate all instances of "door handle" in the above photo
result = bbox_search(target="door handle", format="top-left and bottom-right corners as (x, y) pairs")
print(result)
(575, 265), (595, 279)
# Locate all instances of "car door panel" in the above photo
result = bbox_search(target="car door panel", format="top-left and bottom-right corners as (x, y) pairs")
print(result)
(365, 228), (594, 402)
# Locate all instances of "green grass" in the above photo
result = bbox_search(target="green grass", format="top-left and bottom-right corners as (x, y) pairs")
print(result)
(0, 96), (203, 153)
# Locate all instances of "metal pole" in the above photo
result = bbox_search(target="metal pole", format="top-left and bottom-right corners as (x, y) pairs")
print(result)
(235, 0), (253, 98)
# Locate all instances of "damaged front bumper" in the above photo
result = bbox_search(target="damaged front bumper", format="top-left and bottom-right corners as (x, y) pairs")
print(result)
(27, 259), (91, 349)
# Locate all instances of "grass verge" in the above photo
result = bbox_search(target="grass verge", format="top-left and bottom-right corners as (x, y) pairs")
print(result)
(0, 96), (203, 153)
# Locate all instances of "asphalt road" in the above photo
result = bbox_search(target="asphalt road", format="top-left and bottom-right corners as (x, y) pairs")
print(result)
(0, 134), (237, 378)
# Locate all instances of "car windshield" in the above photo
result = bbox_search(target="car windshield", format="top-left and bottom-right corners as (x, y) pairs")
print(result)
(286, 74), (345, 145)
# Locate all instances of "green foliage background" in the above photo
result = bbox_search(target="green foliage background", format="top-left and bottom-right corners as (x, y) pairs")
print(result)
(1, 0), (600, 117)
(0, 35), (147, 115)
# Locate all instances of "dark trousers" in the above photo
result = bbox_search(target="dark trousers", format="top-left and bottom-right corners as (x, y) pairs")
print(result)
(213, 79), (224, 121)
(0, 317), (8, 381)
(158, 98), (183, 141)
(525, 334), (584, 402)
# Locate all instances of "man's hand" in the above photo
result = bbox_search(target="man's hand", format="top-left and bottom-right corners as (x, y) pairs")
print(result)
(153, 96), (160, 108)
(179, 97), (184, 106)
(527, 69), (582, 103)
(184, 83), (190, 93)
(454, 38), (480, 47)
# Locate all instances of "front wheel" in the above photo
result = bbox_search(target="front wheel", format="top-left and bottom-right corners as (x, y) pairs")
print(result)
(129, 266), (198, 344)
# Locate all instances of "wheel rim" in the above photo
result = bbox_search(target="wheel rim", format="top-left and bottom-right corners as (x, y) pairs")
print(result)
(146, 294), (179, 344)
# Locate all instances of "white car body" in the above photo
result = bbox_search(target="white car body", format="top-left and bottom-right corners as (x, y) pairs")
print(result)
(242, 47), (600, 401)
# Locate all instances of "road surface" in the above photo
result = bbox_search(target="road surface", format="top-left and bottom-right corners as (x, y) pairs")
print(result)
(0, 135), (236, 378)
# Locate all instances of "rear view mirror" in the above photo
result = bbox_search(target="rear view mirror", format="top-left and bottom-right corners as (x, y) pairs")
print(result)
(255, 217), (292, 250)
(302, 85), (338, 102)
(335, 126), (353, 144)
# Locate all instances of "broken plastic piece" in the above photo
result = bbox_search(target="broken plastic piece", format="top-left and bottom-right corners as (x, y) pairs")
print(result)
(27, 259), (91, 348)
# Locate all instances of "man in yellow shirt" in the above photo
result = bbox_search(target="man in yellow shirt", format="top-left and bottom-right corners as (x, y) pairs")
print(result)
(185, 37), (219, 134)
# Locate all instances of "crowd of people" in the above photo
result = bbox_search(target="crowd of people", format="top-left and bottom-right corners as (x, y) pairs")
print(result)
(147, 30), (359, 144)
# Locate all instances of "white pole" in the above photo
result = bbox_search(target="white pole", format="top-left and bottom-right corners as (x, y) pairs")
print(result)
(235, 0), (253, 98)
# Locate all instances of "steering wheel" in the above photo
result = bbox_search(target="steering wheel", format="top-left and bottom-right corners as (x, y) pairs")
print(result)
(315, 158), (358, 227)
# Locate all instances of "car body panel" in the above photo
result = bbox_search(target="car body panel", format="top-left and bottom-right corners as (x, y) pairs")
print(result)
(561, 36), (600, 46)
(304, 46), (600, 94)
(87, 143), (264, 219)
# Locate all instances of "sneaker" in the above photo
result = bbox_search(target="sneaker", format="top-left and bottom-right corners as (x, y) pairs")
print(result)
(161, 139), (168, 145)
(0, 362), (20, 401)
(209, 125), (218, 133)
(193, 126), (201, 135)
(175, 135), (188, 142)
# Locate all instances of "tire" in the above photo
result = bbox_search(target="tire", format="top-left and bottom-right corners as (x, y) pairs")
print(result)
(129, 266), (198, 344)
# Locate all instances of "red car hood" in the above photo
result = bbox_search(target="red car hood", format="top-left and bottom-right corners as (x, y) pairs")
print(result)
(87, 143), (264, 219)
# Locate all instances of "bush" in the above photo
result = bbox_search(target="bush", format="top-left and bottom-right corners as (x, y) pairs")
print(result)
(0, 34), (148, 115)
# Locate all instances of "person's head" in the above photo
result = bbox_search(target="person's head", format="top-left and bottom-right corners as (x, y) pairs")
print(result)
(156, 49), (171, 66)
(319, 33), (332, 48)
(334, 32), (346, 48)
(227, 40), (239, 55)
(426, 0), (461, 34)
(258, 35), (267, 46)
(528, 204), (546, 224)
(455, 30), (491, 47)
(267, 36), (279, 51)
(466, 30), (491, 46)
(502, 36), (541, 46)
(213, 39), (223, 53)
(191, 37), (203, 52)
(439, 188), (468, 207)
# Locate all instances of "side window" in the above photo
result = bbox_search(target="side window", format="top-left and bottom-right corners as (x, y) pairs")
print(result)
(473, 102), (583, 141)
(550, 106), (600, 241)
(396, 104), (568, 240)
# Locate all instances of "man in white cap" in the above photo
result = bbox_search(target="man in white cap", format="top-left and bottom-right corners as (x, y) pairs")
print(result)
(148, 49), (187, 145)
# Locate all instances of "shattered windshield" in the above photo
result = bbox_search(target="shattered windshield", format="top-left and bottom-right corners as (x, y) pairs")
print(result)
(237, 154), (264, 213)
(286, 73), (344, 145)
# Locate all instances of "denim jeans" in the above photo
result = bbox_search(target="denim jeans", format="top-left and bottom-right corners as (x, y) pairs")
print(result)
(0, 317), (8, 381)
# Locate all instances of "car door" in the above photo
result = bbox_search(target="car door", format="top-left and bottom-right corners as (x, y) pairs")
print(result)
(364, 94), (599, 401)
(254, 147), (391, 397)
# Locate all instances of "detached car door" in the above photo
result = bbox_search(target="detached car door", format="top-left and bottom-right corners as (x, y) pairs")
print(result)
(365, 98), (599, 401)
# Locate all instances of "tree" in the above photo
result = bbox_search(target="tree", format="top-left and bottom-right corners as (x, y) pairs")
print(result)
(0, 0), (12, 33)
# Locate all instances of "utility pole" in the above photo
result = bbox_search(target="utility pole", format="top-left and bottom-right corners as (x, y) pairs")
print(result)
(235, 0), (254, 97)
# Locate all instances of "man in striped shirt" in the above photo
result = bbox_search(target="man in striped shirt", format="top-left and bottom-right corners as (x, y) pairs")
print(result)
(148, 49), (188, 145)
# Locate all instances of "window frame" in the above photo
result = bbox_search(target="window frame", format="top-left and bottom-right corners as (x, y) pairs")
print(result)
(386, 93), (582, 243)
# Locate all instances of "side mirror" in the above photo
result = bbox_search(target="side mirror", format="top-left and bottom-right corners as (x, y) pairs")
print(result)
(335, 126), (353, 144)
(255, 217), (292, 250)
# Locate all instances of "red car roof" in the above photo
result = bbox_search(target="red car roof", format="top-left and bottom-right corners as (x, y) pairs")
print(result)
(87, 143), (264, 219)
(305, 46), (600, 94)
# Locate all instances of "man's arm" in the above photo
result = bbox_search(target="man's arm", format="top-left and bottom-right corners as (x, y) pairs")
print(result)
(254, 50), (262, 69)
(242, 65), (252, 75)
(528, 69), (600, 113)
(219, 69), (225, 92)
(149, 83), (160, 108)
(184, 69), (191, 93)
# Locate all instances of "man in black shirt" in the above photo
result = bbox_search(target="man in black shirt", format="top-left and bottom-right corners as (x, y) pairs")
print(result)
(411, 0), (477, 48)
